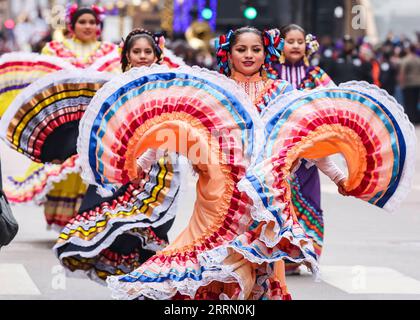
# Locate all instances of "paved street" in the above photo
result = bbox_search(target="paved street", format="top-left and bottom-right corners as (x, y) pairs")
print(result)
(1, 126), (419, 300)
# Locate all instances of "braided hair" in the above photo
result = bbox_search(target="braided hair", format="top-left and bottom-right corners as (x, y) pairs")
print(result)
(121, 29), (164, 72)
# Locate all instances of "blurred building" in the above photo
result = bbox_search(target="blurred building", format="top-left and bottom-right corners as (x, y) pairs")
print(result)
(2, 0), (417, 45)
(216, 0), (372, 39)
(0, 0), (11, 23)
(371, 0), (420, 42)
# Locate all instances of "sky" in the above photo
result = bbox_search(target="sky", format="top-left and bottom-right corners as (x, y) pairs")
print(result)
(370, 0), (420, 40)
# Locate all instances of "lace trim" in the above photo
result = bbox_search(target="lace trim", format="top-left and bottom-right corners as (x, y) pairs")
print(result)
(0, 51), (76, 72)
(236, 177), (318, 267)
(163, 48), (186, 66)
(5, 156), (81, 205)
(261, 80), (417, 212)
(0, 69), (113, 146)
(338, 81), (417, 212)
(77, 64), (264, 195)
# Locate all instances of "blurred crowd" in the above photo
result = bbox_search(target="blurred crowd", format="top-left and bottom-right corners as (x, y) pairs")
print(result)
(313, 32), (420, 124)
(1, 15), (419, 124)
(0, 9), (51, 54)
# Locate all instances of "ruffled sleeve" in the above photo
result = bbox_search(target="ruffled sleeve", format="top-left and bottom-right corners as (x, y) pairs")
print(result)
(301, 66), (336, 90)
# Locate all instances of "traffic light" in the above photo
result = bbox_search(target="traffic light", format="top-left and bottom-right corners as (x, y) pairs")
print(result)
(242, 1), (258, 20)
(201, 8), (213, 20)
(243, 6), (257, 20)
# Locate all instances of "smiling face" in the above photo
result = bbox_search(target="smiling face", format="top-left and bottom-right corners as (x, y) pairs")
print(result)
(228, 32), (265, 77)
(73, 13), (97, 43)
(127, 37), (158, 68)
(283, 29), (306, 64)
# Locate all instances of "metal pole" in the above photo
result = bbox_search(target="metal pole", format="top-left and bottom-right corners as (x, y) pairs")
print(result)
(344, 0), (352, 36)
(119, 5), (124, 39)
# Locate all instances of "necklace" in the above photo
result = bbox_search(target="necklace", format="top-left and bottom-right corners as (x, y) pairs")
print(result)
(231, 72), (267, 105)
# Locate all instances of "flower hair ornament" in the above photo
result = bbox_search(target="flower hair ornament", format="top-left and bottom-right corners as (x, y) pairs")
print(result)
(305, 33), (320, 66)
(154, 32), (166, 54)
(262, 29), (283, 79)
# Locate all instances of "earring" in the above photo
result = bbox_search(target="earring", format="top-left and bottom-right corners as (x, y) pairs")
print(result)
(126, 61), (132, 71)
(228, 59), (236, 77)
(279, 51), (286, 64)
(260, 65), (268, 81)
(303, 54), (310, 66)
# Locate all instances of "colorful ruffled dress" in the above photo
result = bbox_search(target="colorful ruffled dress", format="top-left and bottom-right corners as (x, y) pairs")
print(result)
(54, 151), (182, 284)
(41, 37), (118, 69)
(0, 49), (187, 283)
(2, 38), (119, 229)
(72, 65), (416, 300)
(49, 56), (187, 283)
(62, 63), (416, 300)
(78, 66), (295, 300)
(0, 52), (75, 118)
(273, 59), (336, 269)
(274, 60), (335, 90)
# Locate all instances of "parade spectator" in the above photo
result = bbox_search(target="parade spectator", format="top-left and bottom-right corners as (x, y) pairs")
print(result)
(399, 44), (420, 124)
(317, 35), (336, 76)
(359, 41), (381, 87)
(330, 35), (373, 84)
(379, 44), (398, 96)
(0, 30), (12, 54)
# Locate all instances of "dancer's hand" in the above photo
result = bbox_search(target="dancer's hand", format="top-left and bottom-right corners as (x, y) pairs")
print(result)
(336, 178), (349, 196)
(290, 158), (300, 172)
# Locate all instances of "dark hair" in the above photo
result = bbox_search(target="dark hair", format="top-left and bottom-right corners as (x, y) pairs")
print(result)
(71, 8), (98, 30)
(280, 24), (305, 38)
(229, 26), (263, 52)
(409, 43), (418, 54)
(121, 29), (163, 72)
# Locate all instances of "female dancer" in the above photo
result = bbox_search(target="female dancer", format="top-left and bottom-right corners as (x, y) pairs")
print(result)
(77, 25), (415, 298)
(272, 24), (339, 272)
(5, 4), (119, 229)
(84, 27), (355, 300)
(219, 27), (345, 198)
(273, 24), (334, 89)
(41, 4), (117, 68)
(53, 29), (180, 284)
(216, 25), (346, 291)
